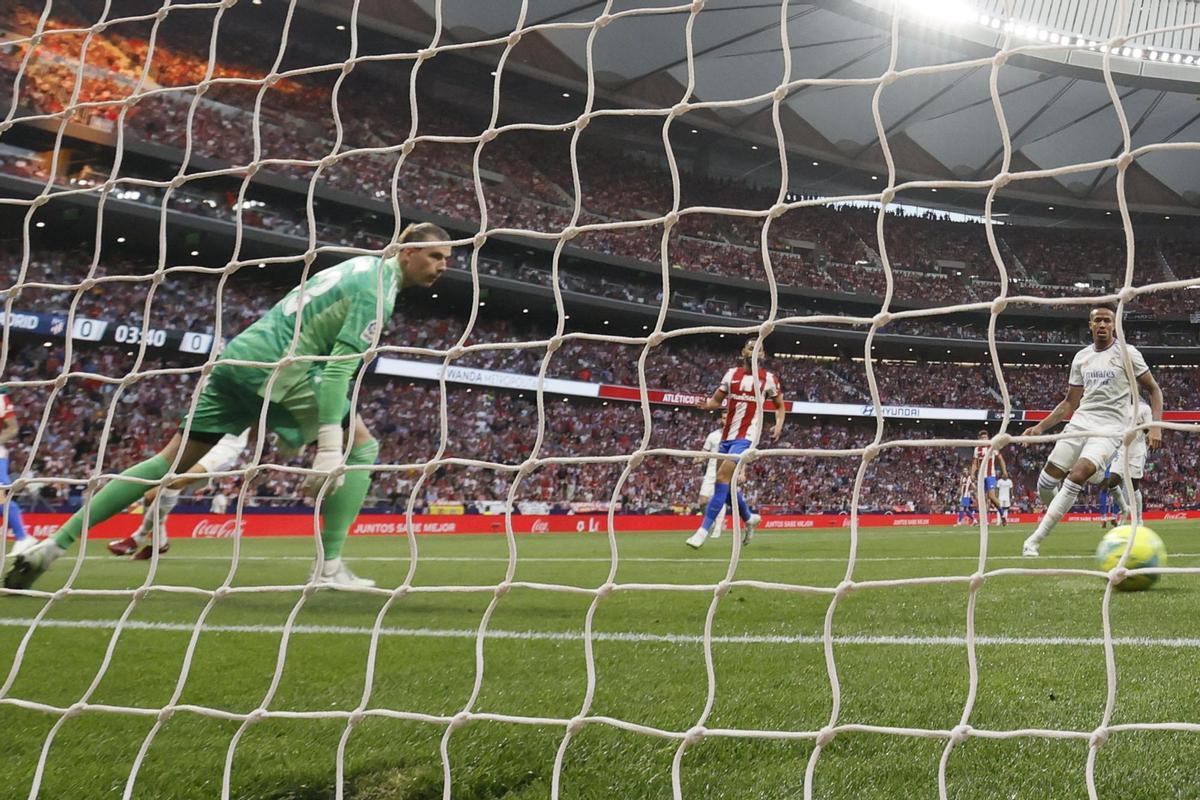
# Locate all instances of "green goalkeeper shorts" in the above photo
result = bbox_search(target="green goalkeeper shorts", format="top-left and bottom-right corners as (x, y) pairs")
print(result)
(188, 364), (351, 451)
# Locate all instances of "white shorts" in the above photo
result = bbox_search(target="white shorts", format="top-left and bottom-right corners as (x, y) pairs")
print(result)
(196, 430), (249, 474)
(1047, 421), (1120, 474)
(698, 479), (716, 502)
(1110, 439), (1147, 480)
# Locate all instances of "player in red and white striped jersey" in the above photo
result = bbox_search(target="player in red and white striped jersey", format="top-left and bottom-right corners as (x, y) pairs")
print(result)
(955, 469), (977, 526)
(971, 430), (1010, 526)
(0, 388), (32, 558)
(686, 338), (785, 549)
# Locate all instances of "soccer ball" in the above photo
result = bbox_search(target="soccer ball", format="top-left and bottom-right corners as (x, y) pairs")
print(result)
(1095, 525), (1167, 592)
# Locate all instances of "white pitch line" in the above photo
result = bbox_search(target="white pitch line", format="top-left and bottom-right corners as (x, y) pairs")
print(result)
(1, 617), (1199, 648)
(74, 553), (1200, 565)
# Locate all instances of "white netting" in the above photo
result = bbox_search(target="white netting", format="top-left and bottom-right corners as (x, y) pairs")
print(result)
(0, 0), (1197, 798)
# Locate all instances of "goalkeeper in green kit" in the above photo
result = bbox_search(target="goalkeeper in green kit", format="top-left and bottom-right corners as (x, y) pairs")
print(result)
(5, 223), (452, 590)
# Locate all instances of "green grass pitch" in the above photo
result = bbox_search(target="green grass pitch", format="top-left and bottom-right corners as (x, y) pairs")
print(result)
(1, 520), (1197, 799)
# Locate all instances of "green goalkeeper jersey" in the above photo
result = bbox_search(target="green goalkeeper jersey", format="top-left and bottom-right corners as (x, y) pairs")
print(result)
(219, 254), (402, 400)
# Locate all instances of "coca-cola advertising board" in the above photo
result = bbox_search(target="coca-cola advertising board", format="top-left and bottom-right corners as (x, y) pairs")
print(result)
(16, 510), (1200, 539)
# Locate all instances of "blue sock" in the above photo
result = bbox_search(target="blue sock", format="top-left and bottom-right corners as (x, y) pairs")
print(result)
(735, 490), (752, 521)
(701, 483), (730, 531)
(5, 500), (26, 541)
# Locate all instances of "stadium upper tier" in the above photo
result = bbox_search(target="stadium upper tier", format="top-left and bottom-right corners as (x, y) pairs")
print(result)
(3, 240), (1198, 360)
(1, 0), (1198, 322)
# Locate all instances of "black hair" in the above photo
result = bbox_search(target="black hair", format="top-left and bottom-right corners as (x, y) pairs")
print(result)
(745, 336), (770, 358)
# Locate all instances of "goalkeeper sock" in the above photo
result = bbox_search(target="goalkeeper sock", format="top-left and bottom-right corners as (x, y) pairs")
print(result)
(320, 439), (378, 561)
(700, 483), (730, 533)
(5, 500), (26, 541)
(1037, 470), (1061, 506)
(1134, 489), (1143, 524)
(54, 455), (171, 548)
(135, 488), (182, 545)
(1029, 478), (1082, 545)
(734, 490), (753, 522)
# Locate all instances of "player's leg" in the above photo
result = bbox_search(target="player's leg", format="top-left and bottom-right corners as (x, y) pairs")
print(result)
(109, 473), (194, 557)
(1107, 476), (1129, 527)
(1111, 477), (1144, 527)
(984, 476), (1000, 524)
(690, 448), (737, 547)
(3, 432), (215, 589)
(730, 477), (761, 545)
(1119, 438), (1147, 526)
(707, 491), (727, 540)
(714, 440), (760, 545)
(711, 506), (726, 539)
(3, 373), (250, 589)
(275, 381), (379, 588)
(118, 430), (249, 559)
(0, 451), (33, 558)
(1130, 478), (1143, 525)
(1024, 435), (1114, 556)
(687, 479), (717, 548)
(313, 416), (379, 587)
(2, 490), (33, 558)
(1022, 436), (1079, 555)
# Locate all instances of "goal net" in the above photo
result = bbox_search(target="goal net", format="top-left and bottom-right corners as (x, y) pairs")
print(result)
(0, 0), (1196, 797)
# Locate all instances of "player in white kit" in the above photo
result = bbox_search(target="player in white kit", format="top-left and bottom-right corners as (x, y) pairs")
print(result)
(1021, 306), (1162, 556)
(106, 429), (250, 559)
(1090, 398), (1152, 528)
(996, 475), (1014, 523)
(694, 429), (727, 542)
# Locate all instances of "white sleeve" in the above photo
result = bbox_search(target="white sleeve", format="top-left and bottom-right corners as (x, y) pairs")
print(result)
(1126, 345), (1150, 378)
(718, 368), (734, 394)
(764, 371), (779, 399)
(1068, 352), (1084, 386)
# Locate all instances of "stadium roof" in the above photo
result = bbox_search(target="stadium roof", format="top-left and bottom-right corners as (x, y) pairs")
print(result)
(307, 0), (1200, 214)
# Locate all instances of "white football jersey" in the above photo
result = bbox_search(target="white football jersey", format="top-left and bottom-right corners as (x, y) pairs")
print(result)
(1067, 342), (1149, 431)
(702, 429), (722, 483)
(996, 477), (1013, 506)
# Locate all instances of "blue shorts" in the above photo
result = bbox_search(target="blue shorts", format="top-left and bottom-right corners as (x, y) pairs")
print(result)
(961, 496), (972, 509)
(0, 457), (10, 485)
(984, 476), (997, 492)
(719, 439), (752, 458)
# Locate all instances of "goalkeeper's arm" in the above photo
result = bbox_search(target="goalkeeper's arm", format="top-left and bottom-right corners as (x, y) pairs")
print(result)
(307, 344), (364, 495)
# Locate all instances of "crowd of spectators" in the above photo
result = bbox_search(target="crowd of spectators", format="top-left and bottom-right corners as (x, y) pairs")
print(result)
(2, 245), (1199, 412)
(0, 2), (1198, 517)
(0, 0), (1196, 318)
(7, 238), (1197, 360)
(4, 337), (1198, 516)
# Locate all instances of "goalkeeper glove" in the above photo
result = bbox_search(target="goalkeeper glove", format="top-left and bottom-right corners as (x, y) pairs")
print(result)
(304, 424), (345, 497)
